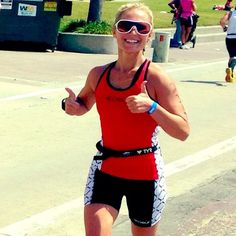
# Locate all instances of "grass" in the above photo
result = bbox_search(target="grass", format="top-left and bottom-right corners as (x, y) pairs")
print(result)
(60, 0), (227, 31)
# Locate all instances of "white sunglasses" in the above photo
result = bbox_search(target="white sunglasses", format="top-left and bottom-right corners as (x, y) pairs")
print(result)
(115, 19), (152, 36)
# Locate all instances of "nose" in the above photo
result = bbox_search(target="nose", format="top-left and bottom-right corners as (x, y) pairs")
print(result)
(129, 26), (138, 34)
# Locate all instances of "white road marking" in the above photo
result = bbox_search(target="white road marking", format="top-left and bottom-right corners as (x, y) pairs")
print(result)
(0, 84), (83, 102)
(166, 60), (225, 72)
(0, 88), (65, 102)
(0, 136), (236, 236)
(0, 60), (225, 102)
(165, 136), (236, 176)
(0, 199), (84, 236)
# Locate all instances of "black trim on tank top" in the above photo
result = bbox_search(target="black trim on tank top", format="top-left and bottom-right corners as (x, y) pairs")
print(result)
(143, 60), (155, 101)
(107, 59), (148, 91)
(144, 60), (151, 81)
(96, 61), (117, 89)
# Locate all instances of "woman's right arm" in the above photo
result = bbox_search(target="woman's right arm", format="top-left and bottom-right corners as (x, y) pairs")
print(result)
(192, 0), (197, 12)
(64, 66), (104, 116)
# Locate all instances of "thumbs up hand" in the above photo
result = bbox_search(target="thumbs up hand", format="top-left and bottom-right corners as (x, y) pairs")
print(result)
(125, 81), (153, 113)
(65, 87), (76, 101)
(64, 87), (81, 115)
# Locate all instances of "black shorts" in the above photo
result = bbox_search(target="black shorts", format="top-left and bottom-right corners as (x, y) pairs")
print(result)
(84, 161), (167, 227)
(180, 15), (194, 27)
(226, 37), (236, 57)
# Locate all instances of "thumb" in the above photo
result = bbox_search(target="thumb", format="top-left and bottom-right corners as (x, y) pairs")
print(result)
(65, 87), (76, 100)
(140, 81), (148, 94)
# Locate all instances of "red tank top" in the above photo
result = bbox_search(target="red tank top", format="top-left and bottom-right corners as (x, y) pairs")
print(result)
(95, 60), (159, 180)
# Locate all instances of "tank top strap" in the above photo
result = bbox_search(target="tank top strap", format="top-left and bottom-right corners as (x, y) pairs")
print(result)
(124, 59), (151, 88)
(140, 59), (151, 81)
(134, 59), (151, 85)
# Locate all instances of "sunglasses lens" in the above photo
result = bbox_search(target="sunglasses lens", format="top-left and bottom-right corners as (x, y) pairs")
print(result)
(135, 22), (150, 34)
(117, 20), (133, 32)
(116, 20), (151, 35)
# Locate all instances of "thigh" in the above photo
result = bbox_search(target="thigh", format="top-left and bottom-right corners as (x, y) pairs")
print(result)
(84, 203), (118, 236)
(180, 17), (187, 26)
(226, 38), (236, 57)
(84, 167), (123, 236)
(125, 176), (167, 228)
(85, 167), (124, 211)
(186, 15), (194, 27)
(176, 19), (182, 31)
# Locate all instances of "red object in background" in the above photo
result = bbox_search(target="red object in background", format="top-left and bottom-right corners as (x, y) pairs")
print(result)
(160, 35), (164, 42)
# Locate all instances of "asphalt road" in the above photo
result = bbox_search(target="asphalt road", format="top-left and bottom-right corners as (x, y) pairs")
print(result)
(0, 41), (236, 236)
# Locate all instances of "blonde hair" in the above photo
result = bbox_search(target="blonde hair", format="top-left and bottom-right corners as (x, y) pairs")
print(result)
(114, 3), (153, 26)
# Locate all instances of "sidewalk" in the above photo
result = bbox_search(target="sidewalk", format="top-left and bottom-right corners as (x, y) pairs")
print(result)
(0, 30), (234, 236)
(168, 40), (227, 64)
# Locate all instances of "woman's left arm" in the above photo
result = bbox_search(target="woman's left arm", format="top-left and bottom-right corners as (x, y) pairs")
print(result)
(147, 65), (190, 141)
(125, 64), (190, 141)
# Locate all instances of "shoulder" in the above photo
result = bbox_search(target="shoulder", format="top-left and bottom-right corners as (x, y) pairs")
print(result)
(87, 63), (113, 91)
(147, 62), (171, 84)
(146, 62), (176, 100)
(88, 63), (111, 77)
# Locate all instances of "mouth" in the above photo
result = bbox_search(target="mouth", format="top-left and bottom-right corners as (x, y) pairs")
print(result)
(124, 39), (139, 44)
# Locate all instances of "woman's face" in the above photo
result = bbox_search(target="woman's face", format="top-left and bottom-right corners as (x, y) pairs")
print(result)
(113, 8), (153, 54)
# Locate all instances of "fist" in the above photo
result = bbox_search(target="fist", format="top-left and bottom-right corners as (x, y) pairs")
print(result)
(125, 81), (152, 113)
(64, 87), (80, 115)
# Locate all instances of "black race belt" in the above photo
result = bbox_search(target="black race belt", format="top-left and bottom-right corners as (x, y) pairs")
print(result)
(94, 141), (157, 160)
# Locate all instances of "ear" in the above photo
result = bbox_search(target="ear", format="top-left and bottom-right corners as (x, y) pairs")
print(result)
(112, 26), (117, 38)
(148, 30), (154, 41)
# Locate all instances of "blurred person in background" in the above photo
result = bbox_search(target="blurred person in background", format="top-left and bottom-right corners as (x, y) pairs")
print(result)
(179, 0), (197, 49)
(168, 0), (182, 47)
(220, 4), (236, 82)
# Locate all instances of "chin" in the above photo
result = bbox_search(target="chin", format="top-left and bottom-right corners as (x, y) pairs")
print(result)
(123, 45), (143, 53)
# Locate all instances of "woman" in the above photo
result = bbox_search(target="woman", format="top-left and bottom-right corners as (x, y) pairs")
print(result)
(168, 0), (182, 47)
(63, 3), (190, 236)
(179, 0), (197, 49)
(220, 6), (236, 82)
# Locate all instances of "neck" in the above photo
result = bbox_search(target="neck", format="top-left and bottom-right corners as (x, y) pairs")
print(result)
(115, 52), (146, 73)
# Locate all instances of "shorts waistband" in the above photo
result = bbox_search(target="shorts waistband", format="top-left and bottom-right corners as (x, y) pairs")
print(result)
(94, 141), (157, 160)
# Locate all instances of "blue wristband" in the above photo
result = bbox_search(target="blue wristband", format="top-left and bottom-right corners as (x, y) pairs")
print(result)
(147, 101), (158, 114)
